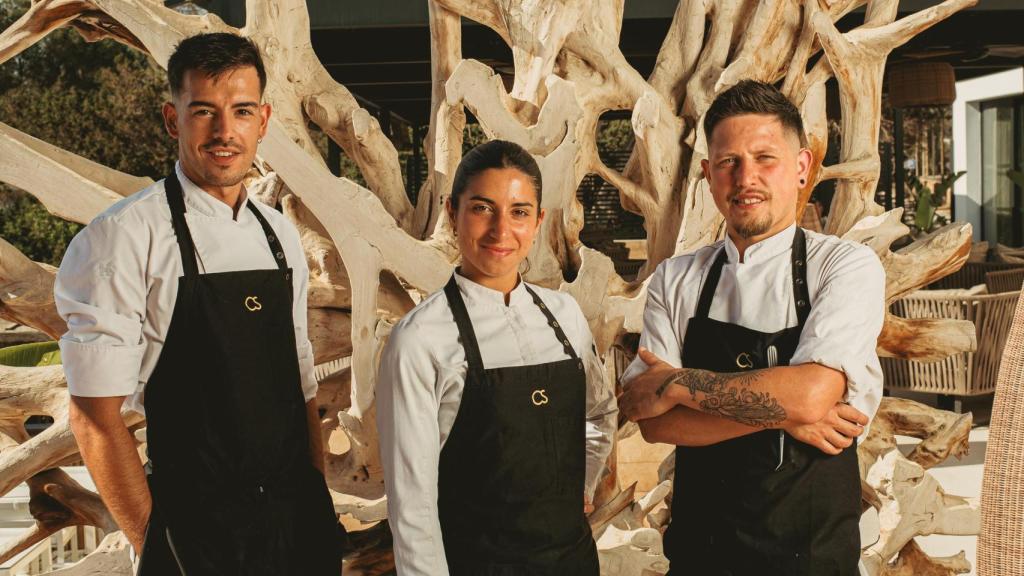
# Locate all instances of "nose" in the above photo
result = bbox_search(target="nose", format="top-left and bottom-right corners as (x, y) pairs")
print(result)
(734, 159), (759, 189)
(489, 211), (512, 240)
(212, 111), (236, 140)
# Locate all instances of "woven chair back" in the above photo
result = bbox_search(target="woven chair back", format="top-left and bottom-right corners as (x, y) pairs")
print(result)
(986, 268), (1024, 294)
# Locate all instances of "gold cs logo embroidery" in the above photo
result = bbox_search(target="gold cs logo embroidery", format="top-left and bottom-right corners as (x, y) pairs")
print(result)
(244, 296), (262, 312)
(735, 352), (753, 369)
(531, 389), (549, 406)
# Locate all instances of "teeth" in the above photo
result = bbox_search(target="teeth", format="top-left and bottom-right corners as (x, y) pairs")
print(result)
(213, 151), (234, 157)
(736, 197), (762, 205)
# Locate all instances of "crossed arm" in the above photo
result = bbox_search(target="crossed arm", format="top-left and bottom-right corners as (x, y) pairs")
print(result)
(621, 348), (866, 454)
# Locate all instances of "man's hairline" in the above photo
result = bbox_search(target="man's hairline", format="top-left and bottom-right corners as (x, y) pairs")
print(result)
(706, 113), (807, 154)
(169, 64), (266, 100)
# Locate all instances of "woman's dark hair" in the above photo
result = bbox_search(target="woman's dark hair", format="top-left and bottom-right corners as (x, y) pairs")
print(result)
(450, 140), (542, 210)
(167, 33), (267, 97)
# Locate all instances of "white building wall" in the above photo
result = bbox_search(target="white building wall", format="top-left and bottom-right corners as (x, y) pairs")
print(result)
(952, 67), (1024, 240)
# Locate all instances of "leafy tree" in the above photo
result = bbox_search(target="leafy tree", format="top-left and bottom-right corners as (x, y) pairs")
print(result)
(0, 0), (176, 264)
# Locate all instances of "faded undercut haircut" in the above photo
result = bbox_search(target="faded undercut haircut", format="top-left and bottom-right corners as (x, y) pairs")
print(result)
(167, 33), (267, 97)
(450, 140), (543, 210)
(703, 80), (807, 147)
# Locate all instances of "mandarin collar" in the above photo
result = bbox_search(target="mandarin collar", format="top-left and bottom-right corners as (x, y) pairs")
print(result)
(724, 223), (797, 264)
(453, 270), (532, 309)
(174, 162), (251, 222)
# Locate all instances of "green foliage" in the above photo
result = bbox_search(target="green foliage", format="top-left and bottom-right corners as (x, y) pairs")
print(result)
(0, 341), (61, 367)
(1007, 168), (1024, 190)
(0, 189), (82, 265)
(0, 0), (176, 264)
(908, 171), (965, 234)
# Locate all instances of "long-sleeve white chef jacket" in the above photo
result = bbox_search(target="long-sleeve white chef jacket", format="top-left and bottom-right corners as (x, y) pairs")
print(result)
(376, 272), (618, 576)
(622, 224), (886, 427)
(54, 163), (317, 413)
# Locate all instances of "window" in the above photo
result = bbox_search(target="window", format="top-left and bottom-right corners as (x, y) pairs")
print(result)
(980, 97), (1024, 247)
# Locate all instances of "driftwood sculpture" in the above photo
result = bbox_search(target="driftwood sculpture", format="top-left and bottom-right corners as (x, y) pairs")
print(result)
(0, 0), (982, 573)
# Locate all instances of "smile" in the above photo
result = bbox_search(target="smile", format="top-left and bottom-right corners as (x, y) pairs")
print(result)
(731, 194), (767, 207)
(482, 246), (515, 257)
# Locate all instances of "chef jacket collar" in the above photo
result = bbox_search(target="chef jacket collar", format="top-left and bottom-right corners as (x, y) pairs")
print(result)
(453, 269), (533, 310)
(174, 161), (252, 223)
(724, 223), (797, 265)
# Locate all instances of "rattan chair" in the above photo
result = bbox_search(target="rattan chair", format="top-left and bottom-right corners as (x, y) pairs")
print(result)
(978, 290), (1024, 576)
(881, 290), (1020, 410)
(927, 262), (1023, 290)
(985, 268), (1024, 294)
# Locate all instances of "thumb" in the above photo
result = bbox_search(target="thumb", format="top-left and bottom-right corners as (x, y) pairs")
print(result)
(638, 347), (662, 366)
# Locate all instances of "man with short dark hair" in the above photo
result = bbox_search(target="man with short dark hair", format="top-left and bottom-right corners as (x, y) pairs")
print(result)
(56, 32), (344, 575)
(619, 80), (885, 575)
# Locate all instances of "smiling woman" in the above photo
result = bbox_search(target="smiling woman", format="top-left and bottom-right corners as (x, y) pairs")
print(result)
(446, 140), (545, 299)
(376, 140), (617, 576)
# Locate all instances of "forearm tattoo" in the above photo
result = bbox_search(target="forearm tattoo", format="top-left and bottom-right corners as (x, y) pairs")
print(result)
(657, 368), (786, 427)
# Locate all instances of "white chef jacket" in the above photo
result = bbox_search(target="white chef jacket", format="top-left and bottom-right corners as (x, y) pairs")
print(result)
(376, 272), (618, 576)
(622, 224), (886, 427)
(54, 163), (316, 414)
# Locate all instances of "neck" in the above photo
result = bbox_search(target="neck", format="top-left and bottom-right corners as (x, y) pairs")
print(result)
(457, 267), (520, 305)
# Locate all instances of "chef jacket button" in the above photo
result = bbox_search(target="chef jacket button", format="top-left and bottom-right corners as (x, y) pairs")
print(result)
(551, 321), (560, 328)
(268, 235), (276, 243)
(797, 299), (807, 308)
(563, 339), (570, 346)
(795, 259), (804, 267)
(276, 251), (285, 260)
(577, 361), (584, 370)
(795, 278), (805, 285)
(539, 303), (547, 309)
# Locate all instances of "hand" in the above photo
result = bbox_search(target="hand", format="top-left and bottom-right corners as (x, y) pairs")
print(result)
(785, 402), (867, 455)
(619, 348), (681, 422)
(584, 495), (595, 515)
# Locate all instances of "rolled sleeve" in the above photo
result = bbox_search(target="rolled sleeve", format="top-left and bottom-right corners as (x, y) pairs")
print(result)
(55, 214), (148, 398)
(790, 244), (886, 423)
(576, 304), (617, 499)
(376, 321), (450, 576)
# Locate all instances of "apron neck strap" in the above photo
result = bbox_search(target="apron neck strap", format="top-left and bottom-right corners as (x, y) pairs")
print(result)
(522, 284), (581, 362)
(694, 227), (811, 327)
(444, 276), (487, 379)
(443, 276), (582, 378)
(694, 247), (727, 320)
(164, 172), (290, 277)
(246, 202), (289, 271)
(164, 172), (200, 278)
(791, 226), (811, 326)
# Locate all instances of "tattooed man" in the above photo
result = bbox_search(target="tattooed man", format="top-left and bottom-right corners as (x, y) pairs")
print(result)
(618, 80), (885, 576)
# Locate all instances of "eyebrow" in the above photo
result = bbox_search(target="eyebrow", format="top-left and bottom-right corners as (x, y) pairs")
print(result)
(468, 195), (536, 208)
(187, 101), (260, 109)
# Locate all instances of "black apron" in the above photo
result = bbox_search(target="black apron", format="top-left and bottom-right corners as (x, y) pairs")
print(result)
(437, 276), (600, 576)
(664, 228), (860, 576)
(136, 173), (345, 576)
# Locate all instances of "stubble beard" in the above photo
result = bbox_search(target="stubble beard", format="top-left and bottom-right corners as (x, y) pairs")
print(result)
(733, 213), (774, 239)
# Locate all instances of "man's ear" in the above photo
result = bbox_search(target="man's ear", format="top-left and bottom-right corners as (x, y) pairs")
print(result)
(258, 102), (272, 140)
(796, 147), (813, 184)
(162, 102), (179, 139)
